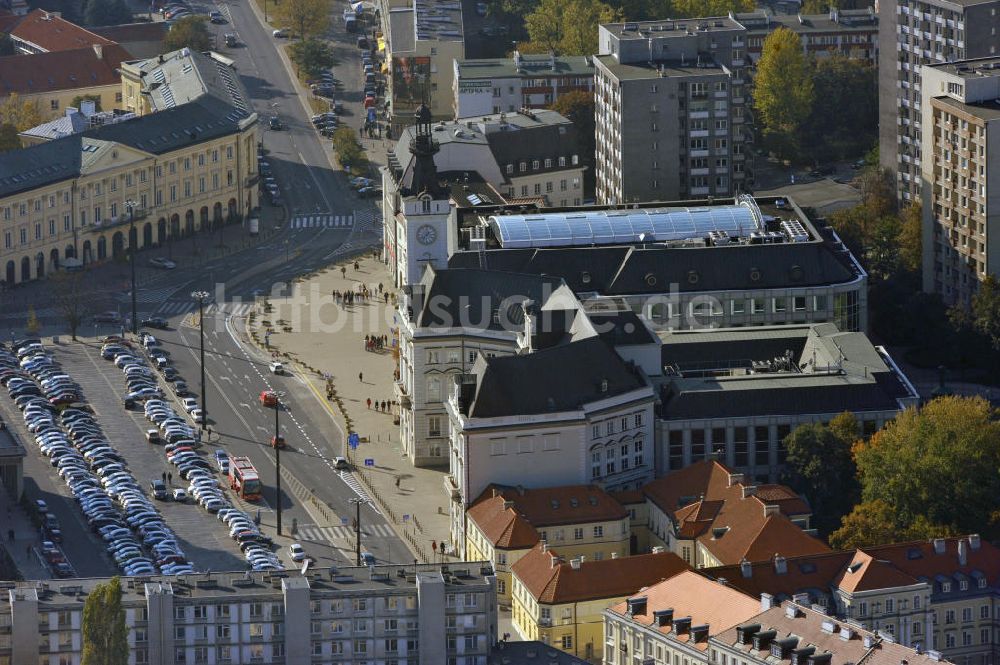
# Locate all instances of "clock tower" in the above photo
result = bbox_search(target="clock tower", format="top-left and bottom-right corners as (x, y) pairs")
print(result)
(392, 104), (453, 287)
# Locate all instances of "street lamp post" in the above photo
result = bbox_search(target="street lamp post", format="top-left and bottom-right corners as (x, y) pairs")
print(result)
(273, 392), (285, 535)
(350, 497), (363, 566)
(126, 200), (137, 335)
(191, 291), (210, 431)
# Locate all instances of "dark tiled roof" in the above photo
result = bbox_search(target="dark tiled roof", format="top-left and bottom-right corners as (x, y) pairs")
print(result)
(90, 22), (168, 44)
(468, 337), (647, 418)
(489, 641), (591, 665)
(0, 135), (82, 197)
(589, 310), (657, 346)
(0, 43), (131, 95)
(450, 241), (858, 294)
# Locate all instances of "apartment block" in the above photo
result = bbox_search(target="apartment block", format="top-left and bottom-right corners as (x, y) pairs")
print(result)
(877, 0), (1000, 205)
(452, 52), (594, 119)
(704, 536), (999, 665)
(920, 57), (1000, 304)
(594, 18), (750, 204)
(735, 8), (878, 63)
(0, 563), (498, 665)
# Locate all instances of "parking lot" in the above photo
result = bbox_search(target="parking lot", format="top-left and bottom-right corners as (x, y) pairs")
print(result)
(0, 337), (301, 577)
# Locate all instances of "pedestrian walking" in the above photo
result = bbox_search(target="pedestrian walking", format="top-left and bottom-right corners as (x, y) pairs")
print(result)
(359, 371), (363, 383)
(395, 475), (400, 488)
(162, 471), (167, 483)
(367, 397), (372, 409)
(354, 261), (360, 271)
(167, 472), (172, 485)
(384, 292), (389, 304)
(378, 282), (383, 294)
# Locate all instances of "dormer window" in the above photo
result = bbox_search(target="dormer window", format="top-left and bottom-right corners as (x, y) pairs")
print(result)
(421, 197), (431, 213)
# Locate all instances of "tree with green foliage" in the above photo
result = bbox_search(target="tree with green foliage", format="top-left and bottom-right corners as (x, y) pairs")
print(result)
(83, 0), (132, 26)
(0, 124), (20, 153)
(0, 93), (42, 132)
(25, 306), (41, 337)
(670, 0), (753, 16)
(71, 94), (102, 113)
(782, 412), (859, 536)
(550, 90), (595, 194)
(525, 0), (618, 55)
(850, 396), (1000, 541)
(800, 56), (877, 163)
(898, 202), (922, 275)
(289, 38), (335, 78)
(162, 15), (212, 52)
(82, 577), (129, 665)
(331, 127), (364, 169)
(972, 275), (1000, 350)
(274, 0), (330, 40)
(752, 28), (814, 160)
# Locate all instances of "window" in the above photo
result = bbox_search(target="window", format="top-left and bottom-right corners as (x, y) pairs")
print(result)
(490, 439), (505, 456)
(962, 607), (972, 622)
(751, 298), (764, 314)
(885, 599), (894, 613)
(428, 416), (442, 437)
(353, 598), (367, 612)
(573, 528), (583, 540)
(562, 635), (573, 649)
(216, 625), (230, 639)
(593, 526), (603, 538)
(773, 298), (787, 313)
(945, 610), (955, 624)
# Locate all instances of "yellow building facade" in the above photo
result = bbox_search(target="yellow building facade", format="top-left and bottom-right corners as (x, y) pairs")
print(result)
(0, 109), (258, 286)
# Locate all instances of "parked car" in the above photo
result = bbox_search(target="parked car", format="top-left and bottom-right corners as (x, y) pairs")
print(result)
(268, 361), (284, 375)
(150, 479), (168, 500)
(209, 10), (225, 22)
(333, 456), (350, 470)
(268, 115), (283, 130)
(149, 257), (176, 270)
(272, 28), (288, 38)
(93, 311), (121, 324)
(141, 317), (169, 329)
(225, 33), (238, 46)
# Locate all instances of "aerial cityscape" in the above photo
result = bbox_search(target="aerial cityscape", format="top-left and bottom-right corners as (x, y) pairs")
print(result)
(0, 0), (997, 662)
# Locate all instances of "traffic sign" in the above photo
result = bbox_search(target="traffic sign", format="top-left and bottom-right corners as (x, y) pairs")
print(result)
(364, 458), (374, 467)
(341, 517), (349, 527)
(402, 514), (410, 522)
(348, 432), (360, 449)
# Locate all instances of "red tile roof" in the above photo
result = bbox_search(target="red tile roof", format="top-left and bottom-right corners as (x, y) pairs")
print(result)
(512, 542), (690, 604)
(468, 484), (628, 549)
(0, 44), (130, 95)
(607, 571), (762, 651)
(703, 535), (999, 600)
(10, 9), (113, 52)
(643, 460), (826, 565)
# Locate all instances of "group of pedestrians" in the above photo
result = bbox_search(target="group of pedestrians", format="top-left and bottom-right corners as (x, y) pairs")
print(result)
(366, 397), (394, 413)
(364, 334), (388, 352)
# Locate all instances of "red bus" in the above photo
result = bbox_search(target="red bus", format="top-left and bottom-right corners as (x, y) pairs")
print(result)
(229, 456), (262, 501)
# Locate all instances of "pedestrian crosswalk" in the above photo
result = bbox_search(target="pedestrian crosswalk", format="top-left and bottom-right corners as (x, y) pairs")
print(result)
(295, 522), (396, 543)
(119, 285), (181, 304)
(339, 470), (376, 508)
(354, 208), (382, 233)
(154, 301), (257, 317)
(290, 214), (353, 229)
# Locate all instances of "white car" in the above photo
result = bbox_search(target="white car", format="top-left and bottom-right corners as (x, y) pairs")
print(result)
(182, 397), (199, 413)
(268, 361), (284, 375)
(289, 543), (306, 561)
(333, 456), (349, 470)
(149, 257), (177, 270)
(172, 488), (188, 502)
(191, 409), (204, 424)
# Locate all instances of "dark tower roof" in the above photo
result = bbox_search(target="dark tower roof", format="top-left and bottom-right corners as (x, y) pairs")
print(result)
(406, 103), (445, 197)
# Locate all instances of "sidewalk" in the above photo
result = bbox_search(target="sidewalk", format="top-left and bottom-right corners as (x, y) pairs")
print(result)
(250, 254), (453, 564)
(0, 486), (52, 581)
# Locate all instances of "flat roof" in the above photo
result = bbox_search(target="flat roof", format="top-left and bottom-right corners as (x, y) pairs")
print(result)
(735, 9), (877, 33)
(594, 54), (729, 81)
(414, 0), (463, 42)
(603, 16), (744, 38)
(928, 56), (1000, 79)
(0, 427), (26, 459)
(456, 54), (594, 80)
(932, 94), (1000, 122)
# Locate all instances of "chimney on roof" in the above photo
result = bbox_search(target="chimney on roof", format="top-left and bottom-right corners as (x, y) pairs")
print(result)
(933, 538), (946, 555)
(579, 555), (586, 564)
(728, 473), (744, 487)
(570, 558), (581, 570)
(502, 500), (515, 510)
(742, 485), (757, 498)
(792, 592), (810, 606)
(651, 546), (665, 554)
(740, 559), (752, 578)
(958, 539), (968, 566)
(763, 504), (780, 518)
(774, 555), (787, 575)
(550, 553), (560, 569)
(92, 44), (103, 60)
(969, 534), (981, 550)
(611, 552), (618, 559)
(540, 539), (548, 553)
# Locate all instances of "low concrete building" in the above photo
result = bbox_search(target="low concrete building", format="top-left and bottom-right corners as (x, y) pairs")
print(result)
(654, 323), (920, 482)
(734, 8), (878, 64)
(453, 52), (595, 119)
(510, 543), (689, 660)
(0, 563), (498, 665)
(465, 484), (629, 605)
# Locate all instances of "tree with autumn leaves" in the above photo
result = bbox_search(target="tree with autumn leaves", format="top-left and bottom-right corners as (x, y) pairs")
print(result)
(797, 397), (1000, 550)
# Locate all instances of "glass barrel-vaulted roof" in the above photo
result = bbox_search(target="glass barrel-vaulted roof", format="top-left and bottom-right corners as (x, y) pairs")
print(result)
(487, 199), (763, 249)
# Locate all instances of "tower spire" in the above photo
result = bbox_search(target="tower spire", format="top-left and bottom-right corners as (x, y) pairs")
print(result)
(407, 104), (444, 197)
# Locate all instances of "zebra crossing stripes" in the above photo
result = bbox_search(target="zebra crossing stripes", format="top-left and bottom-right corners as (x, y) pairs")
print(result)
(295, 523), (396, 543)
(155, 301), (257, 316)
(117, 285), (180, 304)
(339, 470), (376, 508)
(290, 214), (353, 229)
(155, 301), (194, 315)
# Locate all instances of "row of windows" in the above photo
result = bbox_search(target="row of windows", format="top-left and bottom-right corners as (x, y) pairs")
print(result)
(591, 438), (644, 478)
(649, 296), (828, 321)
(592, 412), (644, 439)
(505, 155), (580, 174)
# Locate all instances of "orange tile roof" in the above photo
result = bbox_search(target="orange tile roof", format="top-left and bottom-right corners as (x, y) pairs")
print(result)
(0, 44), (131, 95)
(10, 9), (113, 52)
(467, 494), (540, 550)
(607, 571), (762, 651)
(703, 536), (1000, 600)
(467, 484), (628, 549)
(642, 460), (826, 565)
(512, 542), (690, 604)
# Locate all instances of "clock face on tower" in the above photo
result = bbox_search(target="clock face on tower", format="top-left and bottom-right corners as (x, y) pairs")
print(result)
(416, 224), (438, 245)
